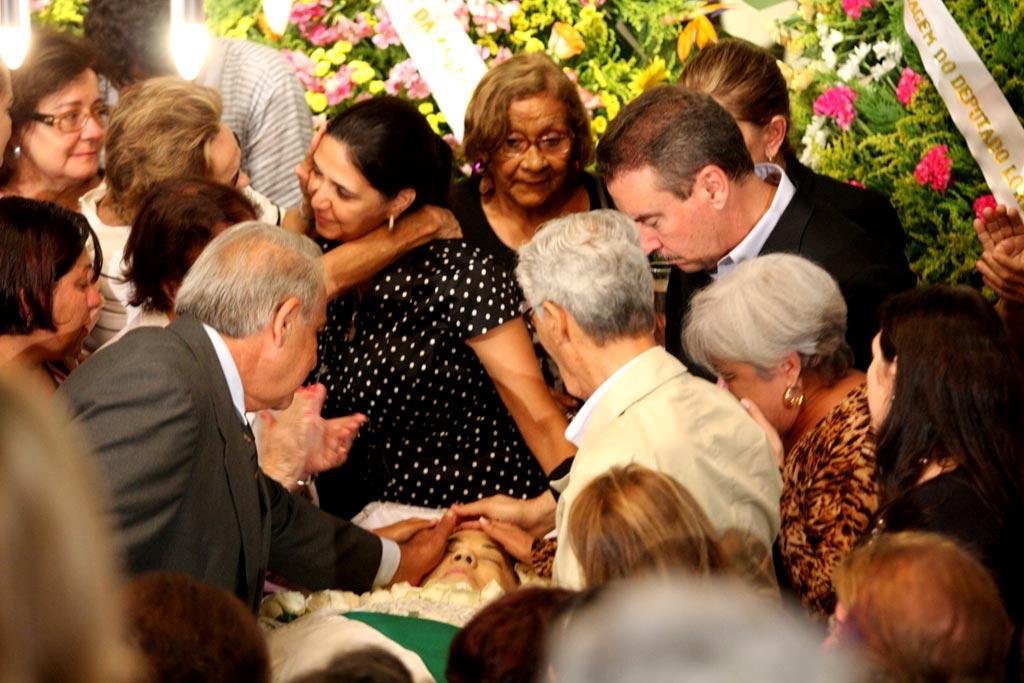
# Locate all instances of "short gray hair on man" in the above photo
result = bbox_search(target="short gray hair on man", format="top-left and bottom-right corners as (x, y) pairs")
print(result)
(516, 210), (654, 345)
(176, 221), (324, 338)
(546, 576), (859, 683)
(683, 253), (853, 382)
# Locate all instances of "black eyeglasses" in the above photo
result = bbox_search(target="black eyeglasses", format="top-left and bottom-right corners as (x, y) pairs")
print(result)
(31, 102), (110, 134)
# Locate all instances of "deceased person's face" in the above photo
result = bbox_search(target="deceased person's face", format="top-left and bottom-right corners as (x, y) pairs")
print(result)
(423, 529), (518, 592)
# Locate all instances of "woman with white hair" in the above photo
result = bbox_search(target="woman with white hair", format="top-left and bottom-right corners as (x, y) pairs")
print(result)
(683, 253), (878, 619)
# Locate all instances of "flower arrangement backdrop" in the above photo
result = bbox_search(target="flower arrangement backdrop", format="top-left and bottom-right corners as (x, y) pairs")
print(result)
(776, 0), (1023, 283)
(36, 0), (1023, 284)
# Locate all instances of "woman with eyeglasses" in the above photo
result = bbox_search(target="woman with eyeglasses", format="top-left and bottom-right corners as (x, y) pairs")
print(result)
(305, 96), (576, 518)
(0, 30), (107, 211)
(456, 54), (611, 272)
(454, 54), (613, 412)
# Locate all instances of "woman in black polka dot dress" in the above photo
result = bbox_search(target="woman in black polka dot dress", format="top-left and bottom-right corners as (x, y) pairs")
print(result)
(304, 97), (576, 518)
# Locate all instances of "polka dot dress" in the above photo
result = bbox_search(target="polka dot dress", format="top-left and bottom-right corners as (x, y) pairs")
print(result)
(312, 239), (550, 518)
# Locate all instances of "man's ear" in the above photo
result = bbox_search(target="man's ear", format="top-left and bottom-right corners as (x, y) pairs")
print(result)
(540, 300), (572, 344)
(270, 297), (303, 348)
(696, 165), (729, 210)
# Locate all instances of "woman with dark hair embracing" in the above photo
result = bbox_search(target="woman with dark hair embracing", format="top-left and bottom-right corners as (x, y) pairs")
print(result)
(304, 96), (575, 518)
(865, 285), (1024, 628)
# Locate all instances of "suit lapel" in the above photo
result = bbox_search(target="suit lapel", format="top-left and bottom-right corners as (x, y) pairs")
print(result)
(168, 315), (263, 598)
(760, 190), (813, 255)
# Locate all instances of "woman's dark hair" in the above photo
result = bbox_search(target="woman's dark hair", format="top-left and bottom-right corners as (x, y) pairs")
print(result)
(325, 96), (452, 212)
(124, 177), (258, 312)
(447, 587), (576, 683)
(83, 0), (174, 88)
(874, 285), (1024, 518)
(1, 29), (100, 185)
(124, 571), (269, 683)
(0, 196), (101, 335)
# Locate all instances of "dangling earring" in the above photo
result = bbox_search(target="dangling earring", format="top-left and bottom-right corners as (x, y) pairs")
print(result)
(12, 145), (21, 160)
(387, 214), (395, 232)
(782, 383), (804, 410)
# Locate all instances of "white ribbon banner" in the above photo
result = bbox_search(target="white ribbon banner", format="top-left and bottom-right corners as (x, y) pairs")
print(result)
(381, 0), (488, 141)
(904, 0), (1024, 212)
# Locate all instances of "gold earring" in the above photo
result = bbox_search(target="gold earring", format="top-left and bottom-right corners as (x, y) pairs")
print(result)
(782, 384), (804, 410)
(387, 214), (395, 232)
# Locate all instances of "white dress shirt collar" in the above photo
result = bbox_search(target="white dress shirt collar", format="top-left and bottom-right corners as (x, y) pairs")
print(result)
(202, 323), (247, 423)
(712, 163), (796, 280)
(564, 350), (651, 447)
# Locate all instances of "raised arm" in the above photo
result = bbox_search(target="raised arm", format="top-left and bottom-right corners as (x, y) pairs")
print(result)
(467, 318), (576, 475)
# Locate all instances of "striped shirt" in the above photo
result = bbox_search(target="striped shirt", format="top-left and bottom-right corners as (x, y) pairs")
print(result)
(197, 38), (313, 207)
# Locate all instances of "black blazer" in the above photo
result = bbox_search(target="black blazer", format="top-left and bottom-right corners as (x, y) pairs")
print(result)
(664, 189), (915, 374)
(59, 315), (383, 610)
(784, 153), (906, 260)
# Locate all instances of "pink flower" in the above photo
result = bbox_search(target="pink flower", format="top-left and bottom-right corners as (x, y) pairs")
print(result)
(490, 47), (514, 66)
(841, 0), (873, 19)
(896, 67), (924, 107)
(289, 0), (326, 28)
(813, 85), (859, 131)
(385, 59), (432, 99)
(322, 66), (354, 105)
(581, 0), (606, 6)
(973, 194), (998, 221)
(304, 24), (344, 46)
(372, 7), (402, 49)
(848, 180), (866, 189)
(283, 50), (324, 92)
(914, 145), (953, 193)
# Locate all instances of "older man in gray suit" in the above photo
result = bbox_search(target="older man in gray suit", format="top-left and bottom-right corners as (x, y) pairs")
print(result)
(59, 223), (451, 610)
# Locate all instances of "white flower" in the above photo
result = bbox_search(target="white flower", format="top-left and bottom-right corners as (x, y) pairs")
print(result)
(800, 115), (829, 169)
(837, 43), (870, 81)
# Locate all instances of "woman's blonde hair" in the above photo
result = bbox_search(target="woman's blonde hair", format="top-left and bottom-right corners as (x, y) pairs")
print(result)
(0, 371), (137, 683)
(680, 38), (794, 157)
(568, 464), (728, 587)
(104, 76), (223, 222)
(462, 52), (592, 177)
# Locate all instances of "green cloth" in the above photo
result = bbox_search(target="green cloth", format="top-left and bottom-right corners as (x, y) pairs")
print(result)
(346, 612), (459, 683)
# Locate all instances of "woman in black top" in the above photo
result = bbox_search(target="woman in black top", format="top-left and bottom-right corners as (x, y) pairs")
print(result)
(865, 285), (1024, 627)
(305, 97), (575, 518)
(454, 53), (613, 272)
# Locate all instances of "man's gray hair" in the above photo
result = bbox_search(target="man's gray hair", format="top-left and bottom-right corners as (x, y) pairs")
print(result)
(516, 210), (654, 345)
(546, 576), (859, 683)
(176, 221), (324, 337)
(683, 253), (852, 381)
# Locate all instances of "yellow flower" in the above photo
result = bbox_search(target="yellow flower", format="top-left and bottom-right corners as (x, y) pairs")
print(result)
(524, 37), (545, 53)
(305, 92), (328, 114)
(548, 21), (585, 61)
(629, 57), (669, 96)
(314, 60), (331, 78)
(348, 60), (376, 85)
(435, 111), (447, 124)
(310, 47), (326, 62)
(676, 14), (718, 62)
(369, 80), (386, 95)
(791, 68), (816, 92)
(426, 113), (441, 135)
(418, 102), (435, 115)
(592, 115), (608, 134)
(601, 92), (620, 120)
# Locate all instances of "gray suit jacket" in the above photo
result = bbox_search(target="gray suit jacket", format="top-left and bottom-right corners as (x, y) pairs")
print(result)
(59, 314), (383, 610)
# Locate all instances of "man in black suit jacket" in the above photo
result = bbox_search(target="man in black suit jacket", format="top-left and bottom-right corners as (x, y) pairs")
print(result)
(59, 223), (451, 610)
(597, 86), (914, 372)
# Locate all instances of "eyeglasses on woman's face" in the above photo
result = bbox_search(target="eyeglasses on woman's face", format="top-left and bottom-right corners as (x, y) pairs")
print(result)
(498, 132), (572, 159)
(31, 101), (110, 134)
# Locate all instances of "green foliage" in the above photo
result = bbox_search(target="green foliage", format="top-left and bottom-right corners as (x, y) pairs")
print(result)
(779, 0), (1024, 284)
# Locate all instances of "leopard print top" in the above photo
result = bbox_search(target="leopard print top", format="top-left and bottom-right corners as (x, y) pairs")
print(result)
(779, 383), (879, 619)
